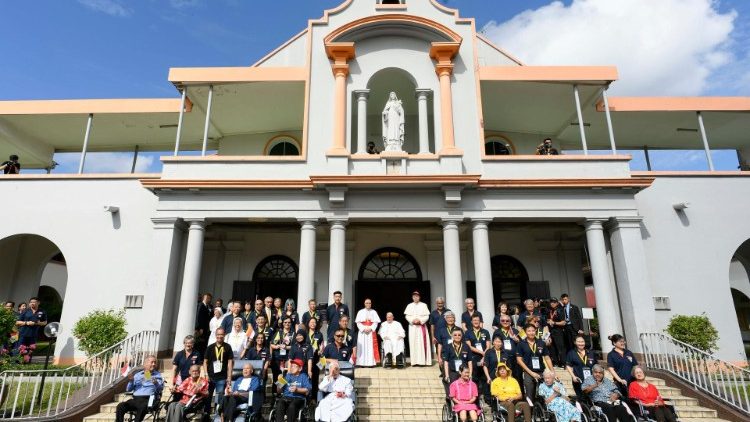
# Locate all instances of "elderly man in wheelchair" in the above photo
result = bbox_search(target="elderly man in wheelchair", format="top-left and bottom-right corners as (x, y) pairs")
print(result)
(271, 358), (313, 422)
(314, 360), (355, 421)
(220, 362), (264, 422)
(580, 364), (632, 422)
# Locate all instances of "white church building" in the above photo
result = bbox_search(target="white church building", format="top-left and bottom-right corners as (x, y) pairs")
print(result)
(1, 0), (750, 364)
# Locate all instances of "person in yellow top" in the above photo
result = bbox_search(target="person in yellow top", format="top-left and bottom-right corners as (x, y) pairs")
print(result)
(490, 363), (532, 422)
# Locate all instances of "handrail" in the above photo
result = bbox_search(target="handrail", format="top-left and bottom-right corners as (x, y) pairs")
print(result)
(640, 332), (750, 416)
(0, 330), (159, 420)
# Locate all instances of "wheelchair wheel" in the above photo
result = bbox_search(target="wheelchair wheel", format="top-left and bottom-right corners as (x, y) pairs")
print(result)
(442, 403), (452, 422)
(532, 402), (546, 422)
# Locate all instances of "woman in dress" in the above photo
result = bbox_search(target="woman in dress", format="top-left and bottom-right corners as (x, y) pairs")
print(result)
(355, 298), (381, 367)
(537, 369), (582, 422)
(449, 365), (482, 422)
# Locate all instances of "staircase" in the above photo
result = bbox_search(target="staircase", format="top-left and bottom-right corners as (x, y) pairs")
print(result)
(83, 361), (733, 422)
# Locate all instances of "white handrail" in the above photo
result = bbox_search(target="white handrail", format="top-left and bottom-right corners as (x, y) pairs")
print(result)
(0, 330), (159, 420)
(640, 332), (750, 416)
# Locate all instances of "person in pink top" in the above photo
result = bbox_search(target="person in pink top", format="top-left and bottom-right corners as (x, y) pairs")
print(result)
(449, 365), (482, 422)
(628, 366), (677, 422)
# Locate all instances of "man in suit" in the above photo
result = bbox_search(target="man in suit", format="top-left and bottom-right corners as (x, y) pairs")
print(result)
(195, 293), (213, 354)
(559, 293), (584, 353)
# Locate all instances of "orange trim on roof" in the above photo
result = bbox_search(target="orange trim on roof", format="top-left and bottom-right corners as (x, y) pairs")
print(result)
(311, 174), (480, 186)
(479, 66), (618, 82)
(596, 97), (750, 112)
(479, 178), (653, 189)
(141, 179), (314, 189)
(0, 98), (183, 115)
(324, 14), (463, 43)
(168, 67), (306, 84)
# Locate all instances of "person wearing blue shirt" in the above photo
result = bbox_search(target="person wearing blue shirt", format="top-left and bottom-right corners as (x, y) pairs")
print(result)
(301, 299), (321, 331)
(322, 329), (353, 362)
(222, 362), (263, 422)
(441, 328), (473, 394)
(460, 298), (483, 331)
(429, 297), (450, 347)
(515, 324), (553, 400)
(289, 329), (314, 379)
(606, 334), (638, 397)
(465, 315), (490, 399)
(516, 299), (540, 329)
(171, 335), (203, 386)
(247, 299), (265, 329)
(220, 302), (247, 334)
(565, 335), (596, 399)
(326, 291), (350, 340)
(115, 356), (164, 422)
(436, 312), (461, 373)
(274, 358), (312, 422)
(17, 297), (46, 350)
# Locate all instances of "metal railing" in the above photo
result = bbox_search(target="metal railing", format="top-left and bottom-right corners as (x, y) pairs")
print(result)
(640, 332), (750, 415)
(0, 330), (159, 420)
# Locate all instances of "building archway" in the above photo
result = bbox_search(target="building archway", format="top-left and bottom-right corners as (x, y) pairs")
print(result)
(730, 238), (750, 358)
(491, 255), (530, 309)
(0, 234), (67, 328)
(355, 247), (428, 334)
(232, 255), (298, 303)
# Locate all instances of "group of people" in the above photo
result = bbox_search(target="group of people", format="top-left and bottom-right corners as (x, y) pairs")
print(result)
(2, 297), (48, 363)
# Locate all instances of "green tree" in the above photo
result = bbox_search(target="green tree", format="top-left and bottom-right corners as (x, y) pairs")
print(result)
(665, 313), (719, 354)
(0, 307), (17, 350)
(72, 309), (128, 357)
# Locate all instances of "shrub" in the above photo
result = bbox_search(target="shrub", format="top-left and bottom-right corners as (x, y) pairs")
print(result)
(72, 309), (128, 357)
(0, 307), (16, 344)
(665, 313), (719, 354)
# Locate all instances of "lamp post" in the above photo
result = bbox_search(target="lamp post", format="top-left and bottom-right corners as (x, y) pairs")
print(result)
(36, 322), (60, 409)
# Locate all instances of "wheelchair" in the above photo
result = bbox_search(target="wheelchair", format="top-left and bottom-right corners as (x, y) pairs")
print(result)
(268, 396), (312, 422)
(489, 397), (529, 422)
(226, 359), (267, 422)
(121, 391), (165, 422)
(442, 395), (487, 422)
(530, 391), (590, 422)
(629, 399), (679, 422)
(153, 389), (208, 422)
(314, 361), (357, 422)
(575, 396), (609, 422)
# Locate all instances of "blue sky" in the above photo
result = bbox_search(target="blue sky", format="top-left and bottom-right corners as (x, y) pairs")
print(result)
(1, 0), (747, 173)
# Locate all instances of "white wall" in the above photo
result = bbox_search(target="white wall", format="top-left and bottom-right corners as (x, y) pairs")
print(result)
(40, 261), (68, 298)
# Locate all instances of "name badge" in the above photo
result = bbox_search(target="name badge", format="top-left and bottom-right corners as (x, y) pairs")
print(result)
(583, 368), (592, 379)
(280, 348), (287, 356)
(475, 342), (484, 352)
(503, 339), (512, 351)
(531, 357), (541, 370)
(147, 395), (155, 408)
(453, 359), (462, 371)
(247, 391), (253, 404)
(213, 361), (223, 373)
(627, 356), (633, 362)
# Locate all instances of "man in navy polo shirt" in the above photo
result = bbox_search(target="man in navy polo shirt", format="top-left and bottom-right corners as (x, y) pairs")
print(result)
(429, 297), (450, 346)
(326, 291), (349, 340)
(322, 329), (353, 362)
(17, 297), (46, 359)
(465, 315), (490, 398)
(171, 335), (203, 386)
(515, 324), (553, 399)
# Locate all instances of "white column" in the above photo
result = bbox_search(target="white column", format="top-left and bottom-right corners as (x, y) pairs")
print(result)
(78, 113), (93, 174)
(471, 219), (494, 334)
(606, 217), (656, 352)
(174, 87), (187, 156)
(297, 219), (318, 315)
(173, 219), (206, 352)
(697, 111), (715, 171)
(201, 85), (213, 156)
(416, 89), (432, 154)
(151, 218), (185, 351)
(442, 218), (464, 313)
(584, 219), (619, 353)
(328, 218), (348, 302)
(601, 87), (617, 154)
(354, 90), (369, 154)
(573, 85), (588, 154)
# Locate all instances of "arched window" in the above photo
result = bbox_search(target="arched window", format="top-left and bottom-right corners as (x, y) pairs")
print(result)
(358, 247), (422, 281)
(491, 255), (529, 305)
(252, 255), (298, 281)
(485, 135), (514, 155)
(265, 135), (300, 156)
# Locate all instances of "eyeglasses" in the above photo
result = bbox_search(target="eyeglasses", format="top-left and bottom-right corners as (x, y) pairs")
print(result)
(500, 320), (511, 323)
(335, 335), (344, 338)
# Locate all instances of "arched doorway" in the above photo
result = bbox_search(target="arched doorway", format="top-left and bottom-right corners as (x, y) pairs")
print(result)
(0, 234), (67, 346)
(355, 247), (429, 334)
(491, 255), (530, 309)
(233, 255), (298, 303)
(730, 239), (750, 358)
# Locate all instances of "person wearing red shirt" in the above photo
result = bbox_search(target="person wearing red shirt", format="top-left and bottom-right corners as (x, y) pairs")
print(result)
(166, 365), (208, 422)
(628, 366), (676, 422)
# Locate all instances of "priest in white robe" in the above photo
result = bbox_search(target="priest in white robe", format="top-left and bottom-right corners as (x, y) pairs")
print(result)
(354, 298), (381, 367)
(404, 290), (432, 366)
(378, 312), (405, 367)
(314, 361), (354, 422)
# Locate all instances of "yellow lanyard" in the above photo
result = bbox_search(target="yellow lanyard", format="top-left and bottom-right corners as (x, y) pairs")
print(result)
(495, 350), (502, 365)
(528, 340), (537, 354)
(275, 330), (289, 343)
(502, 329), (509, 338)
(447, 327), (454, 338)
(578, 351), (588, 365)
(309, 333), (318, 349)
(473, 330), (482, 341)
(215, 344), (224, 361)
(453, 343), (462, 358)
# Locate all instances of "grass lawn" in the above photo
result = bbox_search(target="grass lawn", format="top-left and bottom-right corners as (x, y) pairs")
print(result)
(0, 379), (85, 417)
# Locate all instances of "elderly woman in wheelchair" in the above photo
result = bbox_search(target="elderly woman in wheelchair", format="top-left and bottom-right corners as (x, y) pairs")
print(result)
(537, 369), (582, 422)
(489, 363), (531, 422)
(628, 366), (678, 422)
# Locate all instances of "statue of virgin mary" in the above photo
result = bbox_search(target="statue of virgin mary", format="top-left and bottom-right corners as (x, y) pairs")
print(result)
(382, 91), (405, 152)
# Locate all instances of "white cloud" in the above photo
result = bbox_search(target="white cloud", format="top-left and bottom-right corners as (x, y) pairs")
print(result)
(481, 0), (737, 96)
(77, 0), (132, 17)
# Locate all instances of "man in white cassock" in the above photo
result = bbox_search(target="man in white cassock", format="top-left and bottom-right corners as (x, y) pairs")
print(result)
(354, 298), (381, 367)
(314, 361), (354, 422)
(404, 290), (432, 366)
(378, 312), (405, 368)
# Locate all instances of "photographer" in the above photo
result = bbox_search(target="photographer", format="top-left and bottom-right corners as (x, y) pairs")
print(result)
(535, 138), (559, 156)
(0, 154), (20, 174)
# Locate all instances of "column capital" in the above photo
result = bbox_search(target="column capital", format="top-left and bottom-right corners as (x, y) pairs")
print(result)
(151, 217), (186, 230)
(415, 88), (432, 100)
(583, 218), (608, 231)
(605, 216), (644, 231)
(430, 42), (460, 76)
(353, 89), (370, 99)
(297, 218), (319, 228)
(327, 217), (349, 228)
(325, 42), (356, 76)
(184, 218), (207, 230)
(441, 217), (464, 228)
(470, 218), (493, 229)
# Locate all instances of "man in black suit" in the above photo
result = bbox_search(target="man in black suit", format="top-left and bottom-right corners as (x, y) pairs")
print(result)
(195, 293), (213, 353)
(559, 293), (584, 353)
